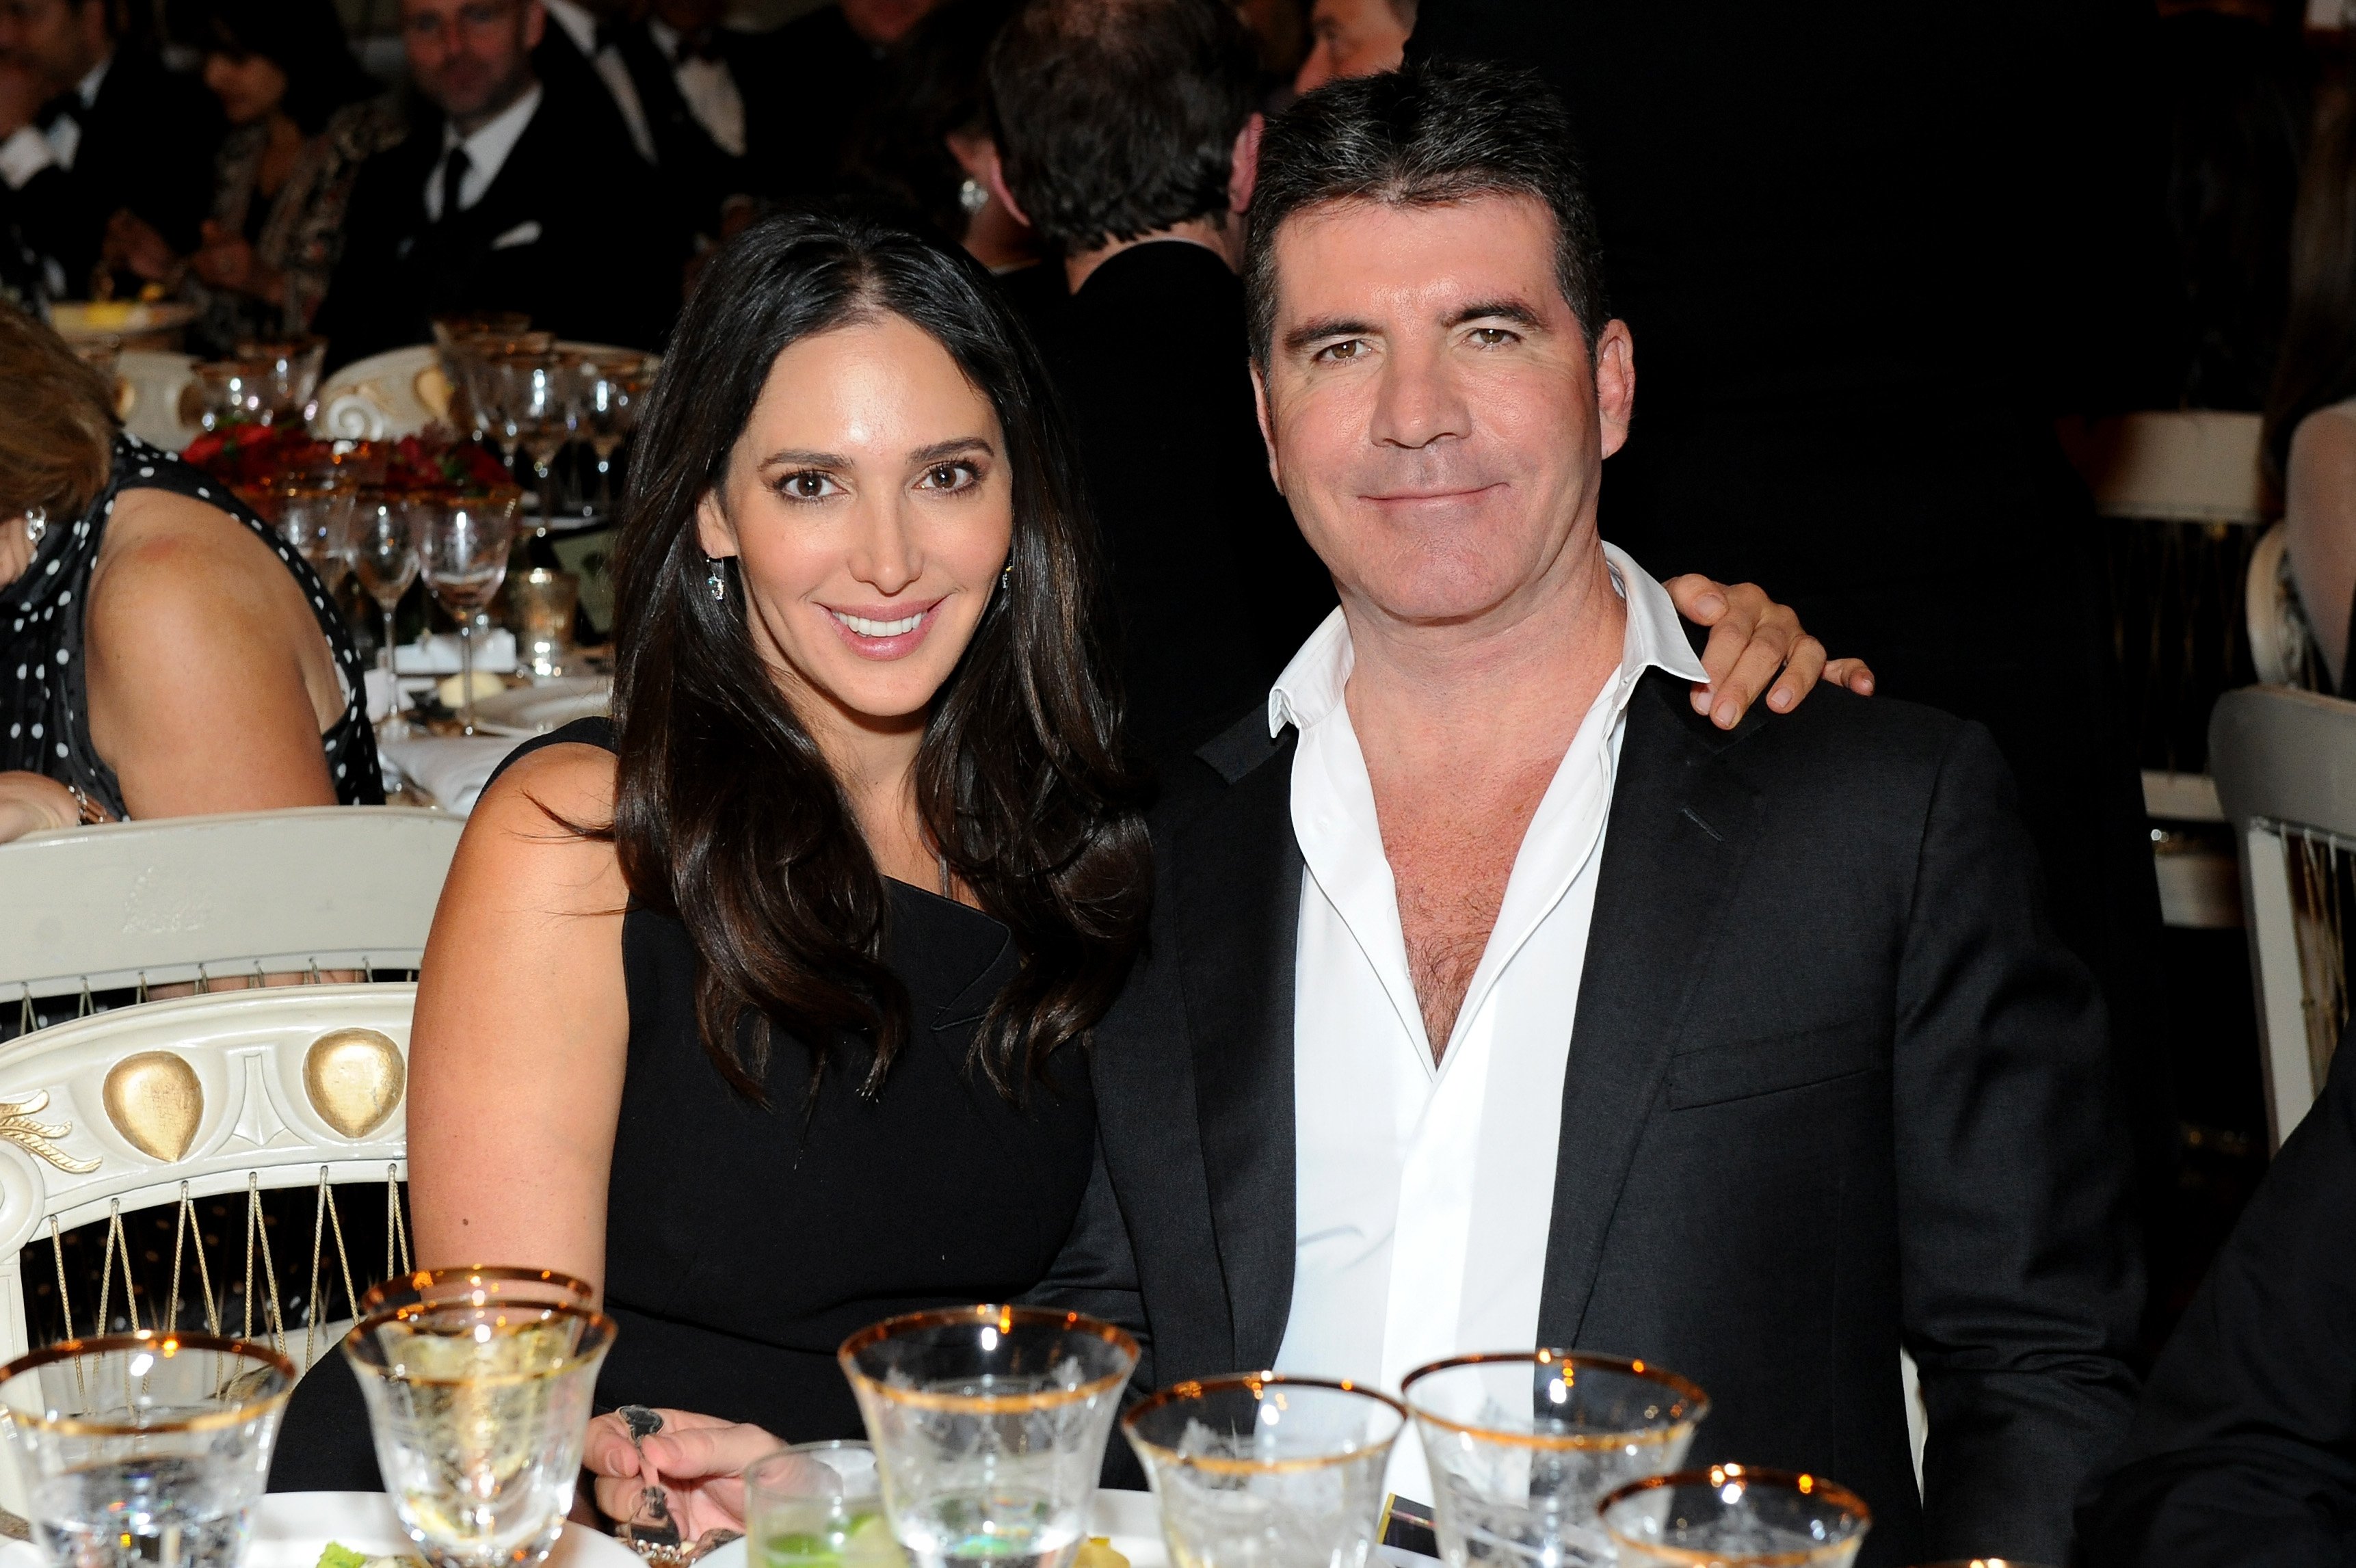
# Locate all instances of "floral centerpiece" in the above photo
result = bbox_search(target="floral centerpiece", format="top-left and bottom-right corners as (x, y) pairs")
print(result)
(182, 424), (518, 518)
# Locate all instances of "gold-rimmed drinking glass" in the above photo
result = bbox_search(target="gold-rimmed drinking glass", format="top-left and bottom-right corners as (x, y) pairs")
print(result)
(358, 1266), (596, 1318)
(1599, 1465), (1870, 1568)
(234, 335), (327, 423)
(838, 1306), (1138, 1568)
(343, 1294), (616, 1568)
(1401, 1352), (1708, 1568)
(0, 1330), (297, 1568)
(189, 359), (274, 430)
(274, 479), (359, 589)
(511, 567), (579, 677)
(1123, 1374), (1406, 1568)
(416, 491), (522, 733)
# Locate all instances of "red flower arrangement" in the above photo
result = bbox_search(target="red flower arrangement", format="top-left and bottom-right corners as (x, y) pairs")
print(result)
(181, 423), (516, 508)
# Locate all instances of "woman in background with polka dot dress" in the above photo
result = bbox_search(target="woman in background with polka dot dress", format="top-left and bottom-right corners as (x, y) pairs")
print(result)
(0, 304), (378, 845)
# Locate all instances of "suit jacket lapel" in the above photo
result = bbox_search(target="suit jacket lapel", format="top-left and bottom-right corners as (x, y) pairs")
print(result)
(1536, 672), (1766, 1347)
(1176, 726), (1303, 1372)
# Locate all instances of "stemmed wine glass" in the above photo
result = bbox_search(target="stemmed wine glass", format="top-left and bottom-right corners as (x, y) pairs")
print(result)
(490, 352), (579, 532)
(354, 494), (423, 735)
(416, 492), (520, 734)
(579, 354), (650, 519)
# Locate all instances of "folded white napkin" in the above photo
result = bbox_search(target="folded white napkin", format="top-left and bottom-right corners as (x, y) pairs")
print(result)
(393, 628), (518, 675)
(379, 734), (530, 814)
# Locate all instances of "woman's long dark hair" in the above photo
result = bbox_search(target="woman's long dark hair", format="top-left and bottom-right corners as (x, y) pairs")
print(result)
(195, 0), (377, 136)
(605, 209), (1151, 1103)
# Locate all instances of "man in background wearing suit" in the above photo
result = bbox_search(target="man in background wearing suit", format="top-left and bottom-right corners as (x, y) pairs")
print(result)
(313, 0), (678, 369)
(982, 0), (1336, 749)
(0, 0), (220, 297)
(1047, 61), (2144, 1568)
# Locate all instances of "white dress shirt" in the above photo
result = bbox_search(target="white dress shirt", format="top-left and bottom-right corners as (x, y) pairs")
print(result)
(1269, 544), (1708, 1503)
(423, 83), (542, 220)
(0, 54), (111, 190)
(540, 0), (657, 165)
(648, 18), (746, 159)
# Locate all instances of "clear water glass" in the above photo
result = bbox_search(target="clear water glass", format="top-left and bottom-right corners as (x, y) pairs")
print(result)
(0, 1331), (295, 1568)
(579, 355), (651, 518)
(1401, 1353), (1708, 1568)
(234, 336), (327, 423)
(275, 483), (359, 589)
(1122, 1375), (1403, 1568)
(746, 1442), (898, 1568)
(416, 492), (520, 733)
(1599, 1465), (1870, 1568)
(838, 1307), (1137, 1568)
(489, 353), (579, 530)
(343, 1296), (615, 1568)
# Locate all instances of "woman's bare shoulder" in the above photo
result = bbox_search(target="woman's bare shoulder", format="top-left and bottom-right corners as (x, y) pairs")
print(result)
(452, 743), (628, 914)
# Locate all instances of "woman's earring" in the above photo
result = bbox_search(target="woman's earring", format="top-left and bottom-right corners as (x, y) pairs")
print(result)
(23, 506), (46, 549)
(708, 557), (727, 602)
(1001, 561), (1012, 592)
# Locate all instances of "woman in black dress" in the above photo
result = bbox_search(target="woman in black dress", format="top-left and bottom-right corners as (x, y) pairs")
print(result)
(399, 211), (1150, 1522)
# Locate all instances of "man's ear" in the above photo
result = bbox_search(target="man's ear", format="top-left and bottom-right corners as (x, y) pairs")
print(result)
(981, 143), (1031, 230)
(1228, 112), (1264, 215)
(1250, 359), (1282, 494)
(521, 0), (546, 49)
(1593, 317), (1636, 460)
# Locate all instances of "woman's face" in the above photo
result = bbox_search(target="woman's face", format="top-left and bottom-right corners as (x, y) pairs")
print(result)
(698, 313), (1014, 739)
(202, 49), (289, 125)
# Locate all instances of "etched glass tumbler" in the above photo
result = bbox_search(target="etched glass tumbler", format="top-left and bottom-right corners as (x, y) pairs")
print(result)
(1123, 1374), (1405, 1568)
(838, 1307), (1137, 1568)
(1401, 1353), (1708, 1568)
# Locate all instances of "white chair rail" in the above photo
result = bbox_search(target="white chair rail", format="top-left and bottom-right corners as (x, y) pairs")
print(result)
(0, 808), (461, 1000)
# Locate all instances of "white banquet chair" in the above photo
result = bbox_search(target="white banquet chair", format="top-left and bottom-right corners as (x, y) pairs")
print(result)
(2209, 684), (2356, 1147)
(0, 983), (415, 1517)
(0, 807), (462, 1020)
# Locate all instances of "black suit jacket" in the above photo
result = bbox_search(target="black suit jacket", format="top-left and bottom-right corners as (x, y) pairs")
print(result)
(1030, 241), (1334, 750)
(2082, 1035), (2356, 1566)
(313, 82), (678, 371)
(1044, 669), (2143, 1568)
(10, 47), (222, 293)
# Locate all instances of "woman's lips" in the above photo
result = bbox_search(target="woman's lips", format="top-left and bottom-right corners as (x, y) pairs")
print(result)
(822, 598), (944, 659)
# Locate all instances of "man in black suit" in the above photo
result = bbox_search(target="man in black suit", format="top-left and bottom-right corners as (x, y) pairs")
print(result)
(982, 0), (1334, 748)
(313, 0), (679, 369)
(2082, 1035), (2356, 1566)
(0, 0), (220, 297)
(1042, 62), (2143, 1568)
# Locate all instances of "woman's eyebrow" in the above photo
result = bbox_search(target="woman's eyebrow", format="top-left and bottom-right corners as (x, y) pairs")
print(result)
(758, 448), (848, 469)
(908, 436), (997, 463)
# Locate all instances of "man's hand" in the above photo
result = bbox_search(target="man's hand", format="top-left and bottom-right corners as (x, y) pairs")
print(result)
(1666, 575), (1874, 730)
(581, 1408), (778, 1539)
(0, 773), (83, 843)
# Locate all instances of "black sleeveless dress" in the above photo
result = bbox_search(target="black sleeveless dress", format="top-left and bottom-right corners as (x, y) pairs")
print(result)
(269, 717), (1099, 1487)
(1, 431), (382, 817)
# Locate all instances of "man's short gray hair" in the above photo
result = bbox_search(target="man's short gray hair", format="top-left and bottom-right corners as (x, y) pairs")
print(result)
(1245, 57), (1609, 363)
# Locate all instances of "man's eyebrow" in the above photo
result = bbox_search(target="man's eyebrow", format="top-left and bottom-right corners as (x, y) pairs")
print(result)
(1283, 317), (1379, 354)
(1449, 300), (1547, 330)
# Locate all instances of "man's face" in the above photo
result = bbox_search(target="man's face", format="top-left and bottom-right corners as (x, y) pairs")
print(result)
(0, 0), (107, 97)
(1254, 194), (1633, 633)
(1293, 0), (1407, 95)
(402, 0), (541, 126)
(839, 0), (934, 47)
